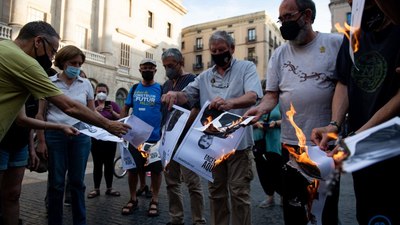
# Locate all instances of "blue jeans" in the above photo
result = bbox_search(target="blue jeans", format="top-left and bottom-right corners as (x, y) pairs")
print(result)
(46, 131), (91, 225)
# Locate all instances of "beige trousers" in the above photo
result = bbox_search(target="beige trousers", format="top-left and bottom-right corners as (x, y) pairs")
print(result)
(164, 160), (206, 224)
(208, 148), (254, 225)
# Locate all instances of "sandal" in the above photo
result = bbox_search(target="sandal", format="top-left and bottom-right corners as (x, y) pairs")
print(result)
(121, 199), (138, 215)
(136, 185), (149, 197)
(105, 189), (120, 197)
(147, 200), (159, 217)
(87, 189), (100, 199)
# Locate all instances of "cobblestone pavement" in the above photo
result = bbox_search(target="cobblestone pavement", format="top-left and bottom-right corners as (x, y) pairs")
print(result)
(20, 160), (357, 225)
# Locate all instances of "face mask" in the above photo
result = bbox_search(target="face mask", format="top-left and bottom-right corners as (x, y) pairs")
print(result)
(211, 50), (232, 67)
(166, 68), (180, 80)
(65, 66), (81, 79)
(361, 5), (386, 32)
(141, 70), (154, 81)
(96, 92), (107, 101)
(279, 13), (304, 40)
(34, 41), (52, 71)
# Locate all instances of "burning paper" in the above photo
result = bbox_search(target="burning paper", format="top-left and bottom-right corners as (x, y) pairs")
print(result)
(285, 103), (336, 225)
(173, 101), (246, 182)
(342, 117), (400, 173)
(194, 109), (254, 139)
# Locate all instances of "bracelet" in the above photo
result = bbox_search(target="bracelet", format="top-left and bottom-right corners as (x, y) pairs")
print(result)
(328, 121), (340, 131)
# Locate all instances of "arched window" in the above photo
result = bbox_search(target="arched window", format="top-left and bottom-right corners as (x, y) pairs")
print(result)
(116, 88), (128, 109)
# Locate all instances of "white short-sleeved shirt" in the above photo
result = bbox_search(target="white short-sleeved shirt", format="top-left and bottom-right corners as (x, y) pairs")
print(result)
(266, 32), (343, 145)
(46, 74), (94, 125)
(184, 58), (263, 150)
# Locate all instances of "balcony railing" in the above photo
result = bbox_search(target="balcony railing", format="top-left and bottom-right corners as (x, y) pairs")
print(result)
(59, 43), (106, 64)
(245, 56), (258, 64)
(193, 44), (203, 52)
(192, 63), (204, 71)
(0, 23), (12, 40)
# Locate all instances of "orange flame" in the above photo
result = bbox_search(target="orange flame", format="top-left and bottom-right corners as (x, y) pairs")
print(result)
(203, 116), (213, 126)
(284, 103), (317, 168)
(334, 22), (360, 53)
(213, 149), (235, 169)
(286, 103), (306, 151)
(327, 132), (338, 140)
(332, 150), (347, 162)
(137, 144), (149, 158)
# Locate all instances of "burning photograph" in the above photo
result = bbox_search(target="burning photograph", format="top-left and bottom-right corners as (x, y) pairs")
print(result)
(197, 107), (244, 139)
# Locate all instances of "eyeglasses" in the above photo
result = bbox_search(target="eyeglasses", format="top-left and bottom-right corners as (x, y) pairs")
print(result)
(163, 63), (179, 69)
(277, 10), (304, 24)
(41, 37), (58, 55)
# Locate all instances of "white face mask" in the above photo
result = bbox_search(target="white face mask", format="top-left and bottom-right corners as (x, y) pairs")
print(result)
(96, 92), (107, 101)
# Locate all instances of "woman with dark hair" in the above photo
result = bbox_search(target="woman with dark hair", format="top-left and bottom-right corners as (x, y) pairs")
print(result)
(87, 83), (121, 198)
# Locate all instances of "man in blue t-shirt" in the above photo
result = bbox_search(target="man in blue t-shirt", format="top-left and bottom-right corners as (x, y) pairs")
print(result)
(120, 58), (163, 217)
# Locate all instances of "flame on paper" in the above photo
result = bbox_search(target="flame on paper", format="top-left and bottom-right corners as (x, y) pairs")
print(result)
(213, 149), (236, 169)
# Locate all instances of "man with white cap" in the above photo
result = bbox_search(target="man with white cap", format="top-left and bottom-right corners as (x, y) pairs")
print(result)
(121, 58), (163, 217)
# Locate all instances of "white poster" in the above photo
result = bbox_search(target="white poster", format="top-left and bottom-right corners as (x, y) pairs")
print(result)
(173, 101), (250, 182)
(343, 116), (400, 172)
(118, 141), (136, 170)
(76, 115), (153, 147)
(158, 105), (191, 167)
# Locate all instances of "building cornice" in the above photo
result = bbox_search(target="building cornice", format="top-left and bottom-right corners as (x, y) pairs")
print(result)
(161, 0), (187, 15)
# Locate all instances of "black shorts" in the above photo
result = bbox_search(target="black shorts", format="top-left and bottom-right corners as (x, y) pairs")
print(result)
(127, 144), (163, 174)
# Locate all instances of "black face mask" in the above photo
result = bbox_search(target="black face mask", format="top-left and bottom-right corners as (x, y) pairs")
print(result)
(361, 5), (386, 32)
(279, 13), (304, 40)
(211, 50), (232, 67)
(141, 71), (154, 81)
(166, 68), (180, 80)
(34, 40), (52, 71)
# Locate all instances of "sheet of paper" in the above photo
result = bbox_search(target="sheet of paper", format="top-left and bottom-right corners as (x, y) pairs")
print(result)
(158, 105), (191, 167)
(343, 117), (400, 172)
(74, 122), (123, 142)
(121, 115), (153, 148)
(173, 101), (246, 182)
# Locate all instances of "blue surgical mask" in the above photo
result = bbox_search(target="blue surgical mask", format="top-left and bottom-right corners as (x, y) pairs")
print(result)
(65, 66), (81, 79)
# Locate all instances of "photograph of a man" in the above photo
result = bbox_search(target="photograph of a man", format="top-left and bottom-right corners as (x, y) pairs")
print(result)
(198, 134), (214, 150)
(200, 106), (242, 138)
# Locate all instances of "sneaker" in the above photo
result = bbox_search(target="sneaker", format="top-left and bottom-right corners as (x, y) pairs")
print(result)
(259, 196), (275, 208)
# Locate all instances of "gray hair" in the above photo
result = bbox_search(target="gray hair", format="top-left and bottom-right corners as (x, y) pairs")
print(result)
(209, 30), (235, 48)
(296, 0), (316, 23)
(16, 21), (60, 40)
(161, 48), (183, 62)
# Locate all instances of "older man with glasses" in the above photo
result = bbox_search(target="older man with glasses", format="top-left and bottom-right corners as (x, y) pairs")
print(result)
(244, 0), (343, 224)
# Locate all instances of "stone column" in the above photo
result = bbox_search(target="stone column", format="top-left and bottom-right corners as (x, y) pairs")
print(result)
(62, 0), (76, 44)
(100, 0), (113, 56)
(9, 0), (28, 39)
